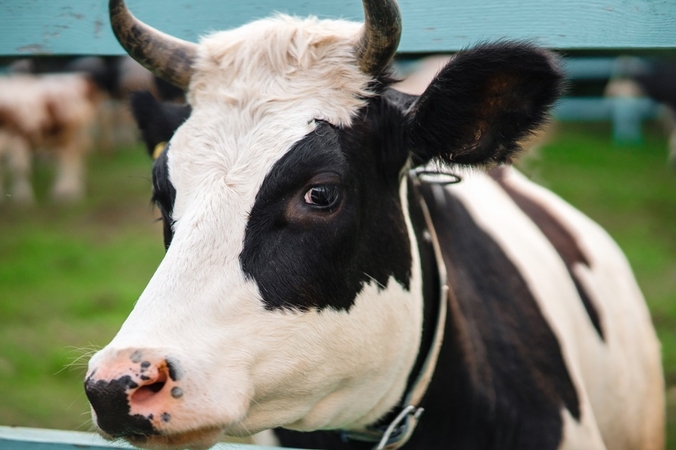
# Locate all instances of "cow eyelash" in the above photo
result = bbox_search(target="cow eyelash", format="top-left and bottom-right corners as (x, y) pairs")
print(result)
(303, 184), (341, 210)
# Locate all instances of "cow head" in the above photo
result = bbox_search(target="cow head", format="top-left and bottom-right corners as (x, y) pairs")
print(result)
(85, 1), (563, 448)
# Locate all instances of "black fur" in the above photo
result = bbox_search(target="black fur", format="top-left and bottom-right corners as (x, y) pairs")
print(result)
(84, 375), (157, 438)
(274, 177), (443, 448)
(240, 115), (412, 311)
(406, 42), (564, 167)
(129, 91), (188, 249)
(151, 149), (176, 250)
(490, 167), (604, 339)
(129, 90), (191, 158)
(276, 183), (581, 450)
(417, 184), (580, 450)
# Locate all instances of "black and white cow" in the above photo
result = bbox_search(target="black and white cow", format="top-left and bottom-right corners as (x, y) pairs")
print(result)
(85, 1), (665, 449)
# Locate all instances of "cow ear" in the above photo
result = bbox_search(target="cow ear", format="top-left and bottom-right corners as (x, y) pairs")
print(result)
(406, 42), (564, 167)
(129, 90), (191, 158)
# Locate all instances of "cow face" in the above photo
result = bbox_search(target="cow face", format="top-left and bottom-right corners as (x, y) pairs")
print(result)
(85, 3), (562, 449)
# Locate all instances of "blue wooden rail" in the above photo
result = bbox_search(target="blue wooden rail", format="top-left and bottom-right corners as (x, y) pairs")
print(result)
(1, 1), (671, 144)
(554, 56), (662, 143)
(0, 0), (675, 56)
(554, 96), (660, 144)
(0, 426), (292, 450)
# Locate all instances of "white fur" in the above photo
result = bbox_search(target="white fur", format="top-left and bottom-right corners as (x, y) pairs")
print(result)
(89, 15), (424, 447)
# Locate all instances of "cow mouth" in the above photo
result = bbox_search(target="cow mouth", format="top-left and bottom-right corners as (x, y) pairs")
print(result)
(106, 426), (225, 450)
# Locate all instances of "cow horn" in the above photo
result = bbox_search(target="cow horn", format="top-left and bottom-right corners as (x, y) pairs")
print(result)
(109, 0), (197, 90)
(356, 0), (402, 76)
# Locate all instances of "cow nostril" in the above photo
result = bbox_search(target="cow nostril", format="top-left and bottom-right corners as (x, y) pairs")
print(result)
(132, 381), (166, 403)
(131, 370), (168, 404)
(148, 381), (165, 393)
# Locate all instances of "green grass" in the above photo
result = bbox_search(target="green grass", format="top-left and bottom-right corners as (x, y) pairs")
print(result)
(0, 145), (165, 431)
(0, 123), (675, 444)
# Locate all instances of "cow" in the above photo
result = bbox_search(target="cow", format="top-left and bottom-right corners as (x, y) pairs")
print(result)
(0, 72), (101, 203)
(4, 55), (185, 161)
(604, 60), (676, 168)
(84, 1), (665, 449)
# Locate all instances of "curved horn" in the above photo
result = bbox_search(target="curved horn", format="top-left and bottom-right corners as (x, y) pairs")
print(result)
(109, 0), (197, 89)
(355, 0), (402, 76)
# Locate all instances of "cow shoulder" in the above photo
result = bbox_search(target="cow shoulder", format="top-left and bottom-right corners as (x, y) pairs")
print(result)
(416, 178), (580, 450)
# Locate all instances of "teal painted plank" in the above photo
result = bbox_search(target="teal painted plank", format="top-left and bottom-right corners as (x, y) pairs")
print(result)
(0, 0), (675, 56)
(0, 426), (293, 450)
(0, 426), (134, 450)
(553, 97), (659, 121)
(563, 57), (653, 80)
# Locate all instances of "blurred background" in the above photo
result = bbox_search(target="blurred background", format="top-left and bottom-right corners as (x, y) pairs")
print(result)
(0, 50), (675, 446)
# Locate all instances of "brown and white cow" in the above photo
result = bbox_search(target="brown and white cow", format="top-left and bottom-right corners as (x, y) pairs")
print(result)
(84, 1), (665, 449)
(0, 72), (101, 203)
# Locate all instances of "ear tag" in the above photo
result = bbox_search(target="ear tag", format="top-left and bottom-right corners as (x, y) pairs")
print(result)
(153, 142), (167, 160)
(410, 167), (462, 185)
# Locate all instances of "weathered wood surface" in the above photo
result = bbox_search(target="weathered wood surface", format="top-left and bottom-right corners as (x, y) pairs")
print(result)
(0, 0), (675, 57)
(0, 426), (292, 450)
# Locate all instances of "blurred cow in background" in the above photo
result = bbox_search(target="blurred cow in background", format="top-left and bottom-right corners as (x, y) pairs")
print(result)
(605, 60), (676, 168)
(85, 56), (184, 153)
(0, 72), (100, 203)
(0, 55), (185, 204)
(9, 55), (185, 148)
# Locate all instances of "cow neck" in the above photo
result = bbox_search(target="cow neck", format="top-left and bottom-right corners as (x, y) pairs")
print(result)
(339, 170), (450, 450)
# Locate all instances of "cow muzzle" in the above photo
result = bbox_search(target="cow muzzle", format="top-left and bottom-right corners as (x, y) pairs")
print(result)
(84, 348), (188, 441)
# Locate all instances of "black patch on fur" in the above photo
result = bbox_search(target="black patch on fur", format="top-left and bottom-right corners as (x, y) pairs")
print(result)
(240, 114), (411, 311)
(278, 177), (445, 444)
(170, 387), (184, 399)
(415, 183), (580, 449)
(128, 91), (186, 250)
(165, 357), (182, 381)
(151, 148), (176, 250)
(130, 350), (143, 363)
(407, 42), (564, 167)
(273, 182), (581, 450)
(129, 90), (191, 157)
(274, 429), (372, 450)
(84, 375), (158, 438)
(153, 76), (186, 103)
(489, 167), (604, 339)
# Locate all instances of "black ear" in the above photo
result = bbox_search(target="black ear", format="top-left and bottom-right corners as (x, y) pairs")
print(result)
(406, 42), (564, 167)
(129, 90), (191, 158)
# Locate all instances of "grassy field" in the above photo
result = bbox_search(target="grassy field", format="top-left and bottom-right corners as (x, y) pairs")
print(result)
(0, 122), (675, 444)
(0, 146), (165, 431)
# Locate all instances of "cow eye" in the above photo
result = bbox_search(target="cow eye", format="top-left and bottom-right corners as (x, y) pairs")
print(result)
(304, 185), (341, 210)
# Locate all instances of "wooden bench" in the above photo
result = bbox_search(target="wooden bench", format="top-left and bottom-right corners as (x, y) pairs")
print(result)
(0, 0), (674, 447)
